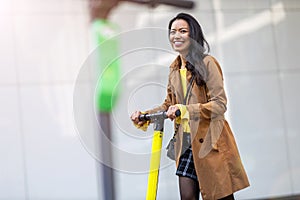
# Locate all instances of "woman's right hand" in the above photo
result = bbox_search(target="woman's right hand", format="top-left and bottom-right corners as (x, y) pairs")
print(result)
(130, 110), (144, 126)
(166, 105), (180, 121)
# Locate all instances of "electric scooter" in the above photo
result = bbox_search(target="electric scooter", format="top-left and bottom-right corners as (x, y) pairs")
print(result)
(138, 110), (180, 200)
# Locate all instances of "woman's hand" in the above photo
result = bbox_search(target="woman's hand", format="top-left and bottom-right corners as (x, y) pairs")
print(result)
(130, 110), (144, 126)
(166, 105), (180, 121)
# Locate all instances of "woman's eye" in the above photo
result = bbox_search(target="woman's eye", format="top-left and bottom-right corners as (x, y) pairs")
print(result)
(180, 30), (188, 33)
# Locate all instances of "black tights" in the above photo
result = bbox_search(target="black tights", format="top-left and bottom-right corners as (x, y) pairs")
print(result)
(178, 176), (235, 200)
(178, 176), (199, 200)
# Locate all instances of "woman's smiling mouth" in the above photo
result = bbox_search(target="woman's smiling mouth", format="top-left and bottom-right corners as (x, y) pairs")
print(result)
(174, 41), (184, 47)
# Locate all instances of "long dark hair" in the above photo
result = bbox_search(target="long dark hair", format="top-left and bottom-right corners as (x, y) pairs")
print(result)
(168, 13), (210, 85)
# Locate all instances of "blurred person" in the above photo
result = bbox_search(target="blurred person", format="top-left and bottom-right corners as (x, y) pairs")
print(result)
(130, 13), (249, 200)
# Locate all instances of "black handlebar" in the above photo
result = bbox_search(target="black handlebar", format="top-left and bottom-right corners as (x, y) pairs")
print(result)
(138, 110), (181, 121)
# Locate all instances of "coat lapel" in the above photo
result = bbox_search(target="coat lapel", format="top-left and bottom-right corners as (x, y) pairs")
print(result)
(169, 56), (195, 104)
(170, 56), (183, 103)
(171, 70), (184, 104)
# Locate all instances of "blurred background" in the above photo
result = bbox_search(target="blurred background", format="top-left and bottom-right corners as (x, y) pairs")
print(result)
(1, 0), (300, 199)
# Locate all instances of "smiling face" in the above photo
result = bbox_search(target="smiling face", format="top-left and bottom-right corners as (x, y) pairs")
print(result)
(169, 19), (191, 57)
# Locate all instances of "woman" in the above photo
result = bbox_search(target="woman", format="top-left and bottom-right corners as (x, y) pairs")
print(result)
(131, 13), (249, 200)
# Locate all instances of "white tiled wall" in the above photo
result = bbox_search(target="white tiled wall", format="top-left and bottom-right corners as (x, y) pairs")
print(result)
(0, 0), (299, 199)
(20, 85), (98, 199)
(281, 72), (300, 194)
(0, 87), (26, 199)
(0, 0), (99, 199)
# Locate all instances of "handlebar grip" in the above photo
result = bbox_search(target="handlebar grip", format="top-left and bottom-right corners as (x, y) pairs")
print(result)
(138, 113), (150, 121)
(175, 109), (181, 117)
(138, 109), (181, 121)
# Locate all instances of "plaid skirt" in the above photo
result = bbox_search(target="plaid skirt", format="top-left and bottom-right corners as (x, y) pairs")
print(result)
(176, 147), (198, 182)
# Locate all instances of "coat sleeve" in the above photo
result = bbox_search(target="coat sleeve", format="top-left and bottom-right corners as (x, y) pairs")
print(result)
(186, 56), (227, 119)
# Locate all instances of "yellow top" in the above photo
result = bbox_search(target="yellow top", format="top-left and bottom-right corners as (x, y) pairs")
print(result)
(177, 69), (190, 133)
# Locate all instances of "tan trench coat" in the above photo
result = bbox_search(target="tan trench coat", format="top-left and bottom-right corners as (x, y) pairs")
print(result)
(147, 55), (250, 199)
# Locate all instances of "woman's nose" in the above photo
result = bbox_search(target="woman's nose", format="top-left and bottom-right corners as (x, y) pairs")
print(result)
(174, 31), (181, 39)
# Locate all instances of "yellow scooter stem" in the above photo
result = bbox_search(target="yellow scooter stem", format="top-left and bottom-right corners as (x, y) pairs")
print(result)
(146, 130), (163, 200)
(139, 110), (180, 200)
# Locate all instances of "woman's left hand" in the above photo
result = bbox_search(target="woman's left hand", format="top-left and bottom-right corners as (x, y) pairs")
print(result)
(166, 105), (180, 121)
